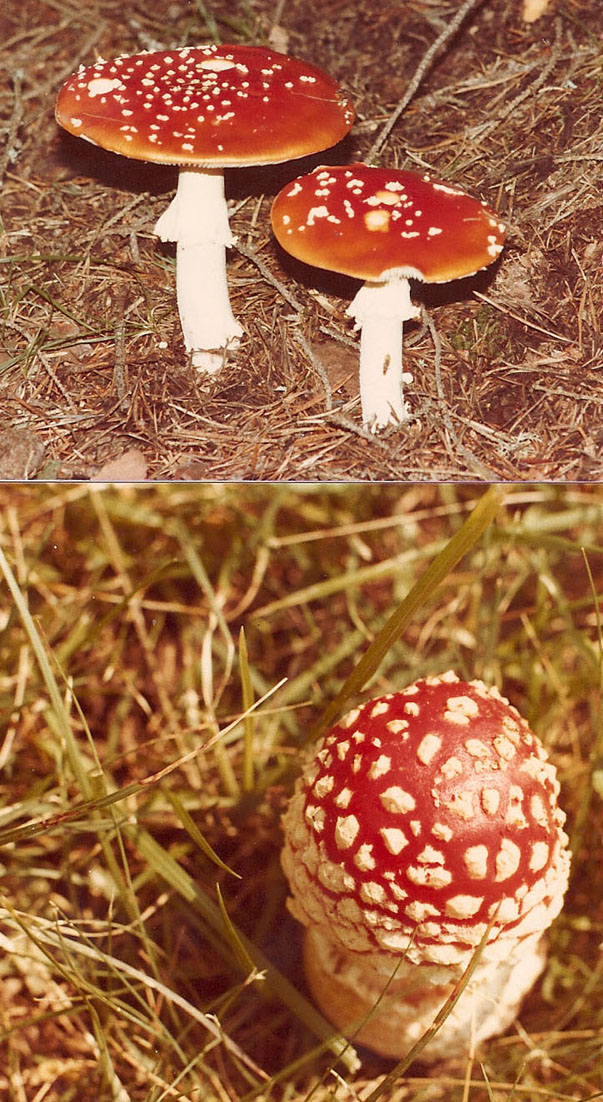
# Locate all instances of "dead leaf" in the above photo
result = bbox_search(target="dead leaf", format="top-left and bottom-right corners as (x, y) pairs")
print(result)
(0, 429), (45, 479)
(91, 448), (148, 482)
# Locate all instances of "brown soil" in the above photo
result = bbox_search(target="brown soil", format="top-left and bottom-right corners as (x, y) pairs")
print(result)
(1, 0), (602, 480)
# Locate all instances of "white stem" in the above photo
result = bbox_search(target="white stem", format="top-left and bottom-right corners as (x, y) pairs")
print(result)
(347, 278), (419, 431)
(304, 926), (548, 1063)
(154, 167), (243, 373)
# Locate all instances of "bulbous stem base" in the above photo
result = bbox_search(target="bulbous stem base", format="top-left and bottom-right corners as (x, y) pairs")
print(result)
(303, 926), (547, 1062)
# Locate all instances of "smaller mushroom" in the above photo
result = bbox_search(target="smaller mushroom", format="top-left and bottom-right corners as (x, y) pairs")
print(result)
(281, 672), (570, 1061)
(271, 164), (506, 430)
(56, 45), (354, 372)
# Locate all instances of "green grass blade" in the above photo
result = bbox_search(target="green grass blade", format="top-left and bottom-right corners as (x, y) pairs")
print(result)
(239, 626), (255, 793)
(309, 486), (506, 738)
(0, 543), (91, 798)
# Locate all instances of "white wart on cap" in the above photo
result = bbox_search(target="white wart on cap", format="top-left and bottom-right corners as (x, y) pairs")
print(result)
(56, 45), (355, 371)
(271, 164), (506, 428)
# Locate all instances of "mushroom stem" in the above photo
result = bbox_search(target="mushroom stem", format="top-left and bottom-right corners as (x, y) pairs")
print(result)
(154, 167), (243, 373)
(346, 278), (420, 431)
(303, 926), (548, 1062)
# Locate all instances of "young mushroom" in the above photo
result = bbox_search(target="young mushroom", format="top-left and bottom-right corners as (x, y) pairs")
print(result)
(281, 671), (570, 1061)
(271, 164), (506, 429)
(56, 44), (354, 372)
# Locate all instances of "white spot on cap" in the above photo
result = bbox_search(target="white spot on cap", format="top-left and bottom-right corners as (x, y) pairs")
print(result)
(530, 794), (548, 827)
(335, 814), (360, 849)
(340, 707), (360, 729)
(530, 841), (550, 872)
(360, 881), (387, 905)
(334, 786), (353, 808)
(417, 733), (441, 765)
(87, 76), (123, 96)
(199, 57), (237, 72)
(405, 900), (440, 922)
(407, 865), (452, 889)
(375, 930), (412, 952)
(370, 700), (390, 718)
(432, 822), (453, 842)
(354, 843), (376, 871)
(465, 738), (491, 759)
(386, 719), (408, 735)
(443, 790), (474, 820)
(481, 787), (501, 816)
(494, 734), (517, 761)
(495, 897), (520, 923)
(464, 844), (489, 878)
(417, 845), (445, 865)
(70, 117), (83, 127)
(313, 775), (334, 799)
(495, 837), (521, 881)
(431, 181), (464, 196)
(380, 786), (416, 814)
(318, 859), (355, 894)
(506, 785), (527, 827)
(368, 754), (391, 780)
(305, 804), (325, 833)
(380, 827), (409, 855)
(440, 755), (463, 780)
(306, 205), (330, 226)
(445, 695), (479, 724)
(364, 210), (390, 232)
(445, 894), (484, 919)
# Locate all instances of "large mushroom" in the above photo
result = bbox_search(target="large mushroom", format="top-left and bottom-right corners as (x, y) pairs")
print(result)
(271, 164), (506, 429)
(281, 671), (570, 1061)
(56, 44), (354, 372)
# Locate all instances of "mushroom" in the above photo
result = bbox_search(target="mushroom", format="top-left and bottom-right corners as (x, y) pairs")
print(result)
(271, 164), (506, 429)
(281, 671), (570, 1061)
(56, 44), (354, 372)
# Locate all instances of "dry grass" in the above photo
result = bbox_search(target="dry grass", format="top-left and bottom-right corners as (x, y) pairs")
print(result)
(0, 0), (601, 479)
(0, 482), (601, 1101)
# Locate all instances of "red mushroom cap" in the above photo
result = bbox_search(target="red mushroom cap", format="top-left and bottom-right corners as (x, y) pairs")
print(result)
(55, 44), (355, 167)
(282, 672), (570, 967)
(271, 163), (506, 283)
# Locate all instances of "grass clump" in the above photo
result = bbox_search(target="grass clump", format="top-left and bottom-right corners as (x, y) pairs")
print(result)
(0, 482), (601, 1101)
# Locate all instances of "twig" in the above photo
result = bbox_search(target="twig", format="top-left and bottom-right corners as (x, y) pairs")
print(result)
(423, 307), (497, 480)
(321, 409), (391, 451)
(466, 17), (564, 142)
(113, 289), (128, 405)
(295, 330), (333, 412)
(235, 239), (340, 414)
(366, 0), (487, 164)
(0, 71), (24, 191)
(36, 350), (78, 412)
(233, 238), (306, 315)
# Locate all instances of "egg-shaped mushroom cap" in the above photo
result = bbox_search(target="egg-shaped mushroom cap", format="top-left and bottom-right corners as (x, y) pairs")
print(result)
(55, 44), (355, 167)
(271, 163), (506, 283)
(282, 671), (570, 968)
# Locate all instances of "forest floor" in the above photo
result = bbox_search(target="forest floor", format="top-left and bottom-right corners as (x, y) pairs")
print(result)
(1, 0), (602, 480)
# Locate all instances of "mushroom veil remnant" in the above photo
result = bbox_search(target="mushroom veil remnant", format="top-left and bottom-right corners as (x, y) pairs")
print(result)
(281, 672), (570, 1061)
(271, 164), (505, 429)
(56, 44), (354, 372)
